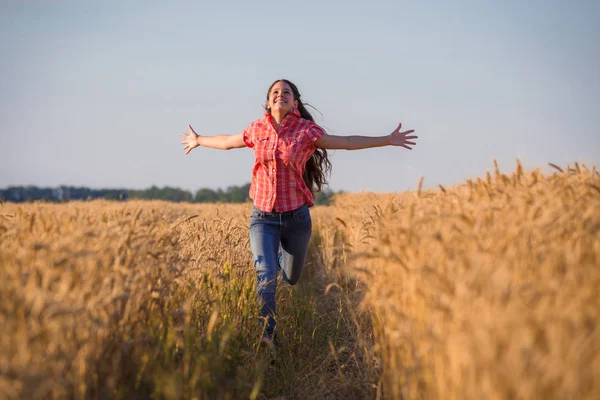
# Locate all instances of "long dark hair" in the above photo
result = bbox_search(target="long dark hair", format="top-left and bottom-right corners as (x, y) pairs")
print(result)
(265, 79), (332, 194)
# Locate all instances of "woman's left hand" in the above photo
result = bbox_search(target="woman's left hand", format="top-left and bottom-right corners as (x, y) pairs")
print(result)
(389, 123), (418, 150)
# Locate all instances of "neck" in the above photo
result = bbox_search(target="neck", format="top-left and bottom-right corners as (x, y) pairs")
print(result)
(270, 109), (290, 130)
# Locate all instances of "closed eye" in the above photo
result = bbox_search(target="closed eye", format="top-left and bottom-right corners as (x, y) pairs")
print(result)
(271, 89), (291, 97)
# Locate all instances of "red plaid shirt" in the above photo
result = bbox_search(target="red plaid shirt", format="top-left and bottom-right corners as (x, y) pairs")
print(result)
(242, 108), (325, 212)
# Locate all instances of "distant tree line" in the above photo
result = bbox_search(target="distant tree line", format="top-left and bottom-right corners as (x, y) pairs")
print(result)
(0, 184), (339, 205)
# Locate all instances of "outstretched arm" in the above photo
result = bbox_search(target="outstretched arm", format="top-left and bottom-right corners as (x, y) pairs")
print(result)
(315, 123), (417, 150)
(180, 125), (246, 154)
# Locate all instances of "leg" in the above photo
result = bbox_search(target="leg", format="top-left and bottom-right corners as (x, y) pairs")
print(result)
(280, 205), (312, 286)
(249, 209), (280, 337)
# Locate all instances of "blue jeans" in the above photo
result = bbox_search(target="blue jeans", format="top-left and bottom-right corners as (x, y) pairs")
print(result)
(249, 204), (312, 337)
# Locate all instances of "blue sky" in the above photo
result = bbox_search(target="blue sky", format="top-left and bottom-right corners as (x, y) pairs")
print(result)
(1, 0), (598, 193)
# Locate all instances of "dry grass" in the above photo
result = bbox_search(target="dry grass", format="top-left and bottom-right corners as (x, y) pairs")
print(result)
(1, 160), (598, 399)
(327, 160), (600, 399)
(0, 201), (370, 399)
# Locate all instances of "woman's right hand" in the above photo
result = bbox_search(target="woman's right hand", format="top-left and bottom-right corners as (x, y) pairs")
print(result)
(180, 125), (200, 155)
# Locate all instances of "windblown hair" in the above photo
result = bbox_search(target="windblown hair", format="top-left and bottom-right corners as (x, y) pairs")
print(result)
(265, 79), (332, 194)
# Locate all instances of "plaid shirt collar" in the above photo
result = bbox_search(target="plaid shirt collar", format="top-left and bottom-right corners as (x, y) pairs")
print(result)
(263, 107), (302, 123)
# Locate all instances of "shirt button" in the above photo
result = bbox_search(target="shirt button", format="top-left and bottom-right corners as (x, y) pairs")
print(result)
(272, 194), (276, 197)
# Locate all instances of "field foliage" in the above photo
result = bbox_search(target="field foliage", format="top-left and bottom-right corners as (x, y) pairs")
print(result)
(1, 161), (599, 399)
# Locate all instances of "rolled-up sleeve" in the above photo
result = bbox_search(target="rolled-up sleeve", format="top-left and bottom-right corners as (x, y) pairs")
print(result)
(307, 123), (326, 145)
(242, 124), (254, 148)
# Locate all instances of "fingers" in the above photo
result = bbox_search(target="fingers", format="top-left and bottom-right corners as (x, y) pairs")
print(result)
(180, 127), (195, 155)
(390, 123), (418, 149)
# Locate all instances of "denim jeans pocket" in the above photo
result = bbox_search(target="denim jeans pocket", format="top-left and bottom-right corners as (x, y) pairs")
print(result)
(292, 205), (310, 221)
(250, 208), (264, 219)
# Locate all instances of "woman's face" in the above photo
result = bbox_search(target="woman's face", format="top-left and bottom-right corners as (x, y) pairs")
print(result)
(267, 81), (298, 114)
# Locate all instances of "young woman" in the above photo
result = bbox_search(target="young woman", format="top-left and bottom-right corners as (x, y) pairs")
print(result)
(180, 79), (417, 346)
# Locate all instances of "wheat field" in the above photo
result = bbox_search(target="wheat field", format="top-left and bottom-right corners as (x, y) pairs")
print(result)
(1, 161), (599, 399)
